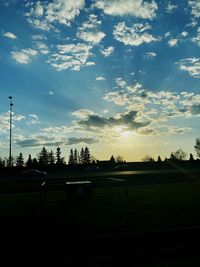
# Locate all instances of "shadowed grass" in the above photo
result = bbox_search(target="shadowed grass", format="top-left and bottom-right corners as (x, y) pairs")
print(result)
(1, 182), (200, 235)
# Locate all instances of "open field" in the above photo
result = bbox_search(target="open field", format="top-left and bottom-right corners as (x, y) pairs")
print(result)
(1, 178), (200, 264)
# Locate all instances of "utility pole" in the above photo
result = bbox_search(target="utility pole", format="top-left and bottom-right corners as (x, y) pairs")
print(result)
(9, 96), (13, 167)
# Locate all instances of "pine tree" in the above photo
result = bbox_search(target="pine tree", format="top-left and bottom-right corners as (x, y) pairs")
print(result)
(68, 149), (74, 165)
(56, 147), (61, 164)
(32, 157), (38, 168)
(16, 152), (24, 167)
(80, 147), (85, 164)
(110, 155), (116, 163)
(84, 147), (91, 164)
(38, 147), (49, 166)
(74, 148), (78, 164)
(49, 150), (55, 165)
(157, 155), (162, 162)
(26, 154), (33, 168)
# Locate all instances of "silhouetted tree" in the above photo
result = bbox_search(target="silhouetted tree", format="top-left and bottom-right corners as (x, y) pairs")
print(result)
(74, 148), (78, 164)
(157, 155), (162, 162)
(26, 154), (33, 168)
(171, 149), (187, 161)
(49, 150), (55, 165)
(68, 149), (74, 165)
(194, 138), (200, 158)
(170, 152), (177, 160)
(0, 157), (4, 168)
(56, 147), (64, 165)
(189, 153), (194, 161)
(16, 152), (24, 167)
(84, 147), (91, 164)
(80, 147), (85, 164)
(110, 155), (116, 163)
(116, 155), (124, 163)
(32, 157), (38, 168)
(142, 155), (154, 162)
(38, 147), (49, 166)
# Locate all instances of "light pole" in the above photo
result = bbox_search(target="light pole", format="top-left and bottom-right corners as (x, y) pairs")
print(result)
(8, 96), (13, 167)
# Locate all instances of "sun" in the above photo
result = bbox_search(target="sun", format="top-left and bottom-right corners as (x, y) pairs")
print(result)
(114, 126), (130, 138)
(121, 131), (130, 138)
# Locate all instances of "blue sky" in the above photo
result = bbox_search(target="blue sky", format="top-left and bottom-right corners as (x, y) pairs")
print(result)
(0, 0), (200, 161)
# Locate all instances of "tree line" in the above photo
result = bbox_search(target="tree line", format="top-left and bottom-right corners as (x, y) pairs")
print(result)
(0, 138), (200, 169)
(142, 138), (200, 162)
(0, 146), (92, 168)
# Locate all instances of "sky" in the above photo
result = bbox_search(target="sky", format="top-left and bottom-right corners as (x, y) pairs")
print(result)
(0, 0), (200, 162)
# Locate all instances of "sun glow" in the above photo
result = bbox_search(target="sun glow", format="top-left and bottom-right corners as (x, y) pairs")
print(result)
(114, 126), (130, 138)
(121, 130), (130, 138)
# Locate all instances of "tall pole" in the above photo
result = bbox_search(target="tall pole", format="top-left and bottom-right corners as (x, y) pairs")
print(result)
(9, 96), (13, 167)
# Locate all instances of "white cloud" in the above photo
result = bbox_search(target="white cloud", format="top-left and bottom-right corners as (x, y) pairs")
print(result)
(25, 0), (85, 30)
(77, 31), (105, 44)
(49, 90), (54, 95)
(113, 22), (159, 46)
(166, 2), (178, 13)
(145, 51), (157, 58)
(77, 14), (105, 44)
(94, 0), (158, 20)
(168, 38), (178, 47)
(34, 41), (49, 54)
(72, 109), (95, 119)
(192, 28), (200, 46)
(3, 31), (17, 39)
(11, 48), (37, 64)
(165, 31), (171, 38)
(181, 31), (188, 37)
(101, 46), (114, 57)
(96, 76), (105, 81)
(0, 111), (25, 133)
(28, 114), (40, 124)
(188, 0), (200, 18)
(178, 58), (200, 78)
(47, 43), (93, 71)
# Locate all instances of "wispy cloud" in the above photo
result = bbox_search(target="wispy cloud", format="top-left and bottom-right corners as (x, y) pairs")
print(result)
(96, 75), (105, 81)
(188, 0), (200, 18)
(28, 114), (40, 124)
(67, 137), (98, 145)
(178, 57), (200, 78)
(113, 22), (159, 46)
(101, 46), (114, 57)
(168, 38), (178, 47)
(94, 0), (158, 20)
(3, 31), (17, 39)
(166, 2), (178, 13)
(25, 0), (85, 30)
(77, 14), (105, 44)
(145, 51), (157, 58)
(47, 43), (93, 71)
(11, 48), (37, 64)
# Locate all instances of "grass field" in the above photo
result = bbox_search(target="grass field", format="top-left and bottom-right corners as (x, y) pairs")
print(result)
(1, 181), (200, 234)
(1, 180), (200, 264)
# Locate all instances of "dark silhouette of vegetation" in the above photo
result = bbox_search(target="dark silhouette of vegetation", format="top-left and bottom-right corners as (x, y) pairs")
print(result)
(142, 155), (155, 162)
(157, 155), (162, 162)
(170, 149), (187, 161)
(1, 138), (200, 171)
(110, 155), (116, 163)
(194, 138), (200, 158)
(16, 152), (24, 167)
(189, 153), (194, 161)
(68, 147), (91, 165)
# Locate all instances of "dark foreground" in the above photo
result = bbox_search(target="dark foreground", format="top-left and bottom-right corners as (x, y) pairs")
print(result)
(1, 219), (200, 266)
(1, 167), (200, 265)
